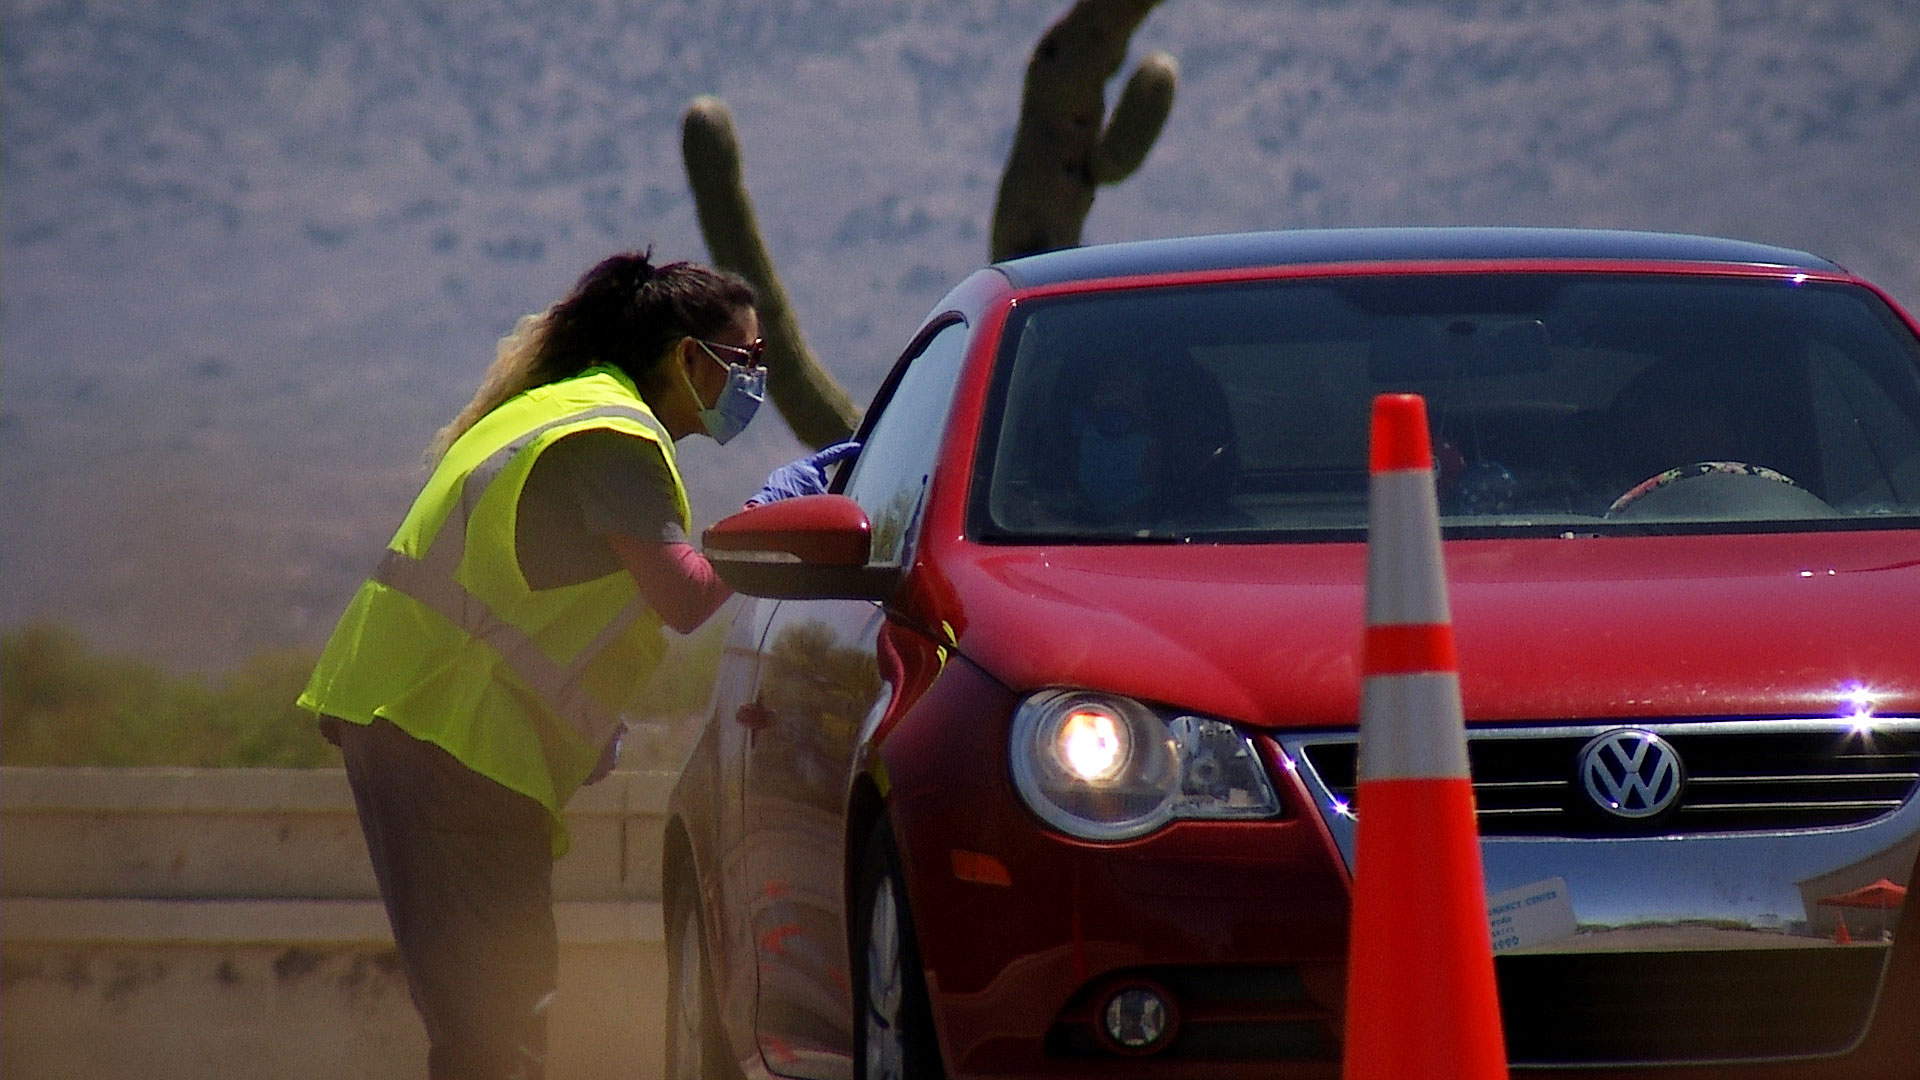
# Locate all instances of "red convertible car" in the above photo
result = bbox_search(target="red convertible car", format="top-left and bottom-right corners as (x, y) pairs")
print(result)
(664, 228), (1920, 1079)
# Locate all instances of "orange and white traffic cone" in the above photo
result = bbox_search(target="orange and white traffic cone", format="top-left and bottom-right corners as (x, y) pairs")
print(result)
(1342, 393), (1508, 1080)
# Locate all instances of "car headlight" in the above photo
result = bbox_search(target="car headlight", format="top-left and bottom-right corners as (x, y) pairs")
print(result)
(1009, 689), (1281, 841)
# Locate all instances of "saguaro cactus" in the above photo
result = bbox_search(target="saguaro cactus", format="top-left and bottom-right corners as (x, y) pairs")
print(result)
(680, 1), (1175, 447)
(682, 96), (862, 448)
(991, 0), (1177, 262)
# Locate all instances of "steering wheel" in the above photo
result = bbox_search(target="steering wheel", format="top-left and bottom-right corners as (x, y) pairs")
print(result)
(1605, 460), (1812, 518)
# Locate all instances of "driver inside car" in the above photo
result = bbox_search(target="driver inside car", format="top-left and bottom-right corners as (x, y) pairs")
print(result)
(1070, 366), (1165, 522)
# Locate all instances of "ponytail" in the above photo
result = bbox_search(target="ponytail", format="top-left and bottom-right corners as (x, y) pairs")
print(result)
(425, 249), (754, 465)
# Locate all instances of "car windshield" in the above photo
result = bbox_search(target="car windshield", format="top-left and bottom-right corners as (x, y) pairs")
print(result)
(975, 273), (1920, 541)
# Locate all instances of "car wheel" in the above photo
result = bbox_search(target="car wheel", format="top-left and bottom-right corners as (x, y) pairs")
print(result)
(856, 821), (944, 1080)
(666, 889), (739, 1080)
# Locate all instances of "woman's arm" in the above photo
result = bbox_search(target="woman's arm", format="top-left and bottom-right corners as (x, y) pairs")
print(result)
(608, 534), (732, 634)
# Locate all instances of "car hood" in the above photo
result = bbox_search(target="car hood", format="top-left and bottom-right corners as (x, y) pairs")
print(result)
(937, 529), (1920, 729)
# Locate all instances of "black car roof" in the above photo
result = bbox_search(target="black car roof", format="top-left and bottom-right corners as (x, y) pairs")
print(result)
(993, 227), (1841, 288)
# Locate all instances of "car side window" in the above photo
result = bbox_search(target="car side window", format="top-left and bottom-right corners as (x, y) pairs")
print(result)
(842, 320), (971, 568)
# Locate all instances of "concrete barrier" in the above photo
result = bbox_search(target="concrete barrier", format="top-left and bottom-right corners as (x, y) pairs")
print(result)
(1, 766), (676, 1080)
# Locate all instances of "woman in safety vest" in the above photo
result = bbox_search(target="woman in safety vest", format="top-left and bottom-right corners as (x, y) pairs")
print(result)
(299, 250), (850, 1079)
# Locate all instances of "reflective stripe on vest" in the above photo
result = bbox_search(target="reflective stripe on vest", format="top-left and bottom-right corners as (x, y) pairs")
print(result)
(370, 403), (671, 748)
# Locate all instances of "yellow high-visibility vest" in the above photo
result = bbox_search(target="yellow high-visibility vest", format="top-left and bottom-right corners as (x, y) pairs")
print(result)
(299, 365), (690, 854)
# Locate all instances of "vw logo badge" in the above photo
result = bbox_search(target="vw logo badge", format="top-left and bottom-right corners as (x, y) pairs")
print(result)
(1577, 729), (1684, 819)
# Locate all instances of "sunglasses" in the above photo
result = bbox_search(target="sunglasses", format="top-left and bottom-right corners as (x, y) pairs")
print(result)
(695, 337), (766, 369)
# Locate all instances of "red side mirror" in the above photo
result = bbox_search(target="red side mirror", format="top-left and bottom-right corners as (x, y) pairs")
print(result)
(702, 495), (898, 600)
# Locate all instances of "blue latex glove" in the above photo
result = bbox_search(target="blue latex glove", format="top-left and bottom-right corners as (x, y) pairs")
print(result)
(746, 441), (861, 506)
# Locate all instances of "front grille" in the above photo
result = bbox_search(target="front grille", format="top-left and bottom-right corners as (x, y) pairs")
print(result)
(1296, 718), (1920, 836)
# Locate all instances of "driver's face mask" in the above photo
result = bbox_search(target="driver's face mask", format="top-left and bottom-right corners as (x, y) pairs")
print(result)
(1073, 405), (1153, 515)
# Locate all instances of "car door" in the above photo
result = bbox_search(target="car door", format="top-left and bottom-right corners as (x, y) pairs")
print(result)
(743, 318), (974, 1077)
(699, 592), (780, 1052)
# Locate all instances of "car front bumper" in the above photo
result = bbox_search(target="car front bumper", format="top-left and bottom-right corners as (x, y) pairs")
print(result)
(882, 698), (1919, 1077)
